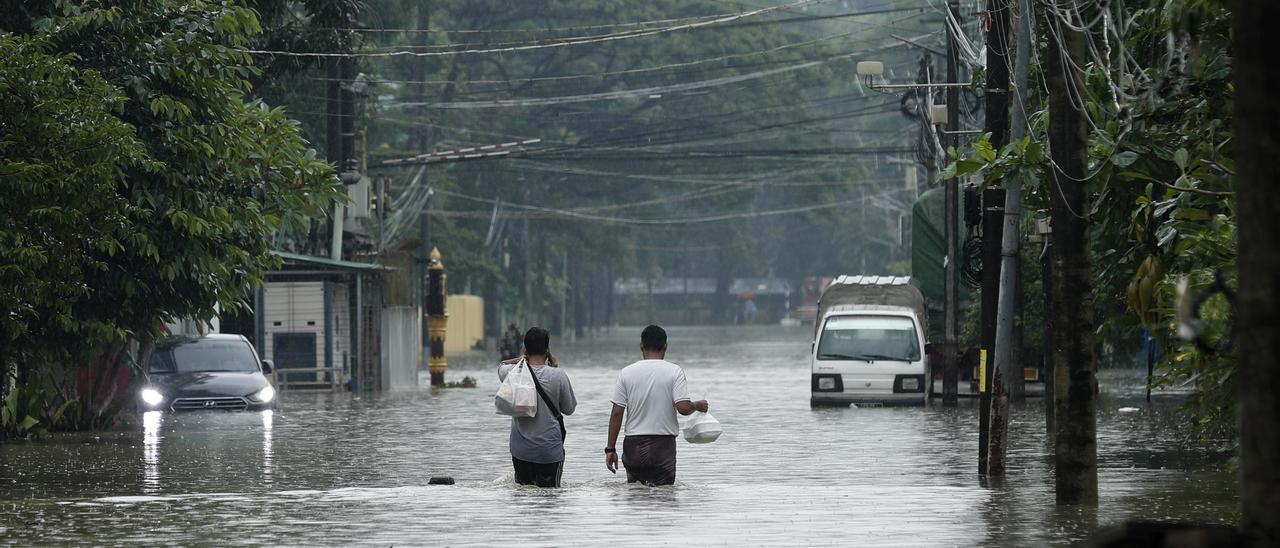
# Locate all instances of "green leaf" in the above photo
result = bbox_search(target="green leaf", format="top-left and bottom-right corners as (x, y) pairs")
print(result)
(1175, 208), (1212, 221)
(974, 139), (996, 162)
(51, 399), (78, 427)
(1111, 151), (1139, 167)
(1174, 148), (1189, 170)
(19, 415), (40, 432)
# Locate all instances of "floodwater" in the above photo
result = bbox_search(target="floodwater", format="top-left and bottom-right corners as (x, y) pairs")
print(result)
(0, 325), (1236, 546)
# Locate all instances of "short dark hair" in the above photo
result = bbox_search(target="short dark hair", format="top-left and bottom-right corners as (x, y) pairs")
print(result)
(524, 327), (550, 355)
(641, 325), (667, 351)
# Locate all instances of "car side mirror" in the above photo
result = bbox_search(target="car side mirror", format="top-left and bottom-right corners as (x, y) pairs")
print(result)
(261, 359), (274, 374)
(924, 343), (936, 355)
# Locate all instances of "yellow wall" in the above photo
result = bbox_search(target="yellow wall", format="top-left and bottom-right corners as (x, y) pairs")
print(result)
(443, 295), (485, 353)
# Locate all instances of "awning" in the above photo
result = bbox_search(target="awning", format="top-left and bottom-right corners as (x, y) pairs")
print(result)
(271, 251), (394, 272)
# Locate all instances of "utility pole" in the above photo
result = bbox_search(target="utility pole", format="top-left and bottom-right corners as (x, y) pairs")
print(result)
(993, 0), (1035, 473)
(1044, 0), (1096, 505)
(941, 0), (962, 407)
(979, 188), (1005, 475)
(1041, 222), (1056, 436)
(522, 180), (531, 326)
(411, 4), (433, 357)
(982, 0), (1013, 477)
(1234, 3), (1280, 544)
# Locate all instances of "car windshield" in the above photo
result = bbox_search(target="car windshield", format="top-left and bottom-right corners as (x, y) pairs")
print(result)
(816, 316), (920, 362)
(150, 339), (259, 374)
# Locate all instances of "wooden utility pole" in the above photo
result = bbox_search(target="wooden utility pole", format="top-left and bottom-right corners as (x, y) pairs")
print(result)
(1044, 1), (1096, 505)
(983, 0), (1014, 477)
(942, 0), (962, 407)
(1234, 3), (1280, 544)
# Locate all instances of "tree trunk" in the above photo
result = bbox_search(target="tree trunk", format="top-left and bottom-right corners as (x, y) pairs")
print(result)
(1234, 3), (1280, 544)
(1044, 1), (1097, 505)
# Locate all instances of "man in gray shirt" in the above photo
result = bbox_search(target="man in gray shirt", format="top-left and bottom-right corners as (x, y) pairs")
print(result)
(497, 327), (577, 487)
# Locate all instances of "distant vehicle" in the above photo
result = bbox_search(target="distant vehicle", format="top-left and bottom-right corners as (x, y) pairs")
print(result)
(139, 334), (276, 412)
(809, 276), (928, 407)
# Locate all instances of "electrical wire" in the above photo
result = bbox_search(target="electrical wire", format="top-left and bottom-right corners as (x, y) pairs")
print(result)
(239, 0), (823, 58)
(429, 188), (902, 225)
(386, 56), (838, 109)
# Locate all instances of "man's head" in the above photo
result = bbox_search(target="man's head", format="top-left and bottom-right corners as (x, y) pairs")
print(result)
(524, 327), (550, 356)
(641, 324), (667, 357)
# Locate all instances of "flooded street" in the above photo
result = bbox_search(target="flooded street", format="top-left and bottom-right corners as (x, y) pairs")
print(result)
(1, 326), (1235, 546)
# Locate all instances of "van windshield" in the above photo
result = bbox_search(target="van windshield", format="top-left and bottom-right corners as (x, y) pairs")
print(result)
(816, 316), (920, 362)
(150, 339), (259, 374)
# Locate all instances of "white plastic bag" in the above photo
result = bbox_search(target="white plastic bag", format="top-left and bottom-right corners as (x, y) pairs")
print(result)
(680, 411), (722, 444)
(495, 360), (538, 418)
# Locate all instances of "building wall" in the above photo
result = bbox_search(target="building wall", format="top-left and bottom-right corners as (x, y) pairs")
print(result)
(444, 295), (484, 353)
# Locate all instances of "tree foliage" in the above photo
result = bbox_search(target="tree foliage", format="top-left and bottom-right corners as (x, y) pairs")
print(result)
(1, 1), (341, 436)
(945, 0), (1235, 436)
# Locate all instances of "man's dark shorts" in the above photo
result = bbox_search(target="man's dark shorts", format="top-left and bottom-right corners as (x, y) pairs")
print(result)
(512, 457), (563, 488)
(622, 435), (677, 486)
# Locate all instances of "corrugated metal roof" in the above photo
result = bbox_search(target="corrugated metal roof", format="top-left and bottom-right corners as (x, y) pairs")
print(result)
(272, 251), (394, 272)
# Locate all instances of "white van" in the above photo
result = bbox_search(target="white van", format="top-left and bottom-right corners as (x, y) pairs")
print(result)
(810, 276), (929, 407)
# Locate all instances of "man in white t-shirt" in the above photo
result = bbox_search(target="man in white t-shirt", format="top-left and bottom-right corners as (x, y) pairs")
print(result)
(604, 325), (709, 485)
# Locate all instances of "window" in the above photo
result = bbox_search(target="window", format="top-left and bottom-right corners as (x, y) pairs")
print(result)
(816, 316), (920, 362)
(150, 339), (259, 374)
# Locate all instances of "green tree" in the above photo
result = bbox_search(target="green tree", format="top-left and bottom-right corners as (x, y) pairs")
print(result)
(1, 1), (341, 434)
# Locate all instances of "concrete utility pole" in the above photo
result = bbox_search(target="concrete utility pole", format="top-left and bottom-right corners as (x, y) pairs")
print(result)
(1044, 0), (1096, 505)
(1234, 3), (1280, 544)
(990, 0), (1035, 477)
(982, 0), (1014, 477)
(941, 0), (962, 407)
(979, 187), (1005, 475)
(1005, 0), (1033, 406)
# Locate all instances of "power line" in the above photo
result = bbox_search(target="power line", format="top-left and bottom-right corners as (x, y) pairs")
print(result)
(307, 30), (865, 87)
(329, 12), (730, 35)
(360, 4), (934, 52)
(239, 0), (821, 58)
(386, 56), (839, 109)
(330, 3), (931, 36)
(431, 189), (868, 225)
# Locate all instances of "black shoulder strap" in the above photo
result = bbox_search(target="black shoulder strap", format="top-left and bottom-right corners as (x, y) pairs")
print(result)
(528, 367), (567, 440)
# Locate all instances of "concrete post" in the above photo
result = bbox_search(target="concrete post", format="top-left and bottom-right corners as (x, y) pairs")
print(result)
(427, 247), (448, 386)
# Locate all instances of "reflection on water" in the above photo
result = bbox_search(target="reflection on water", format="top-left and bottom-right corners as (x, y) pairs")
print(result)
(0, 326), (1236, 546)
(261, 410), (274, 487)
(142, 411), (162, 495)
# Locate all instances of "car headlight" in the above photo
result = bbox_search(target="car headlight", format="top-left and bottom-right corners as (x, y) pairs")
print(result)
(250, 384), (275, 403)
(140, 388), (164, 406)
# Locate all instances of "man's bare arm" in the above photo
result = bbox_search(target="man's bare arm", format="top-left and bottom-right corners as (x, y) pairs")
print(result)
(606, 404), (625, 473)
(675, 399), (709, 416)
